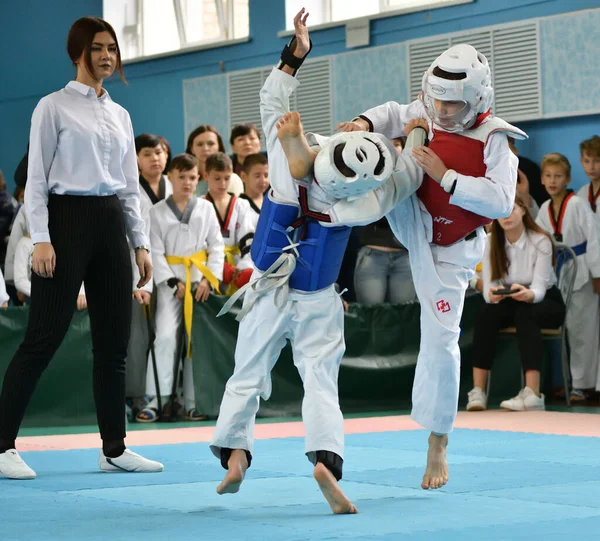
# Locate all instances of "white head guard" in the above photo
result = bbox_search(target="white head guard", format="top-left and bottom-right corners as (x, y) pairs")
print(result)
(313, 131), (396, 200)
(421, 44), (493, 132)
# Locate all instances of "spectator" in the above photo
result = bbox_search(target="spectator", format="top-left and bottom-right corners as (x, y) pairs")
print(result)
(158, 135), (172, 173)
(3, 207), (28, 305)
(203, 153), (255, 293)
(230, 123), (263, 176)
(576, 135), (600, 218)
(186, 125), (243, 196)
(13, 186), (25, 207)
(239, 153), (269, 227)
(468, 260), (484, 294)
(353, 137), (416, 306)
(135, 134), (172, 205)
(467, 196), (565, 412)
(0, 267), (8, 308)
(124, 133), (170, 420)
(391, 136), (407, 153)
(353, 220), (416, 305)
(536, 153), (600, 401)
(13, 234), (87, 309)
(13, 147), (28, 189)
(508, 137), (546, 206)
(515, 169), (539, 219)
(0, 170), (16, 266)
(137, 153), (224, 422)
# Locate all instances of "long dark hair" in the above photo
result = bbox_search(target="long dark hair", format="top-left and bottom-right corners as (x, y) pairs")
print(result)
(489, 195), (556, 282)
(67, 17), (125, 83)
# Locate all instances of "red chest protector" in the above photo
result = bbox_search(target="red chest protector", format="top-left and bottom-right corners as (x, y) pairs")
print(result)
(416, 129), (490, 246)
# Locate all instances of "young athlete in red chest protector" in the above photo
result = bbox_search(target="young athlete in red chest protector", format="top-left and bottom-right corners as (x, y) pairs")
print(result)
(337, 43), (527, 491)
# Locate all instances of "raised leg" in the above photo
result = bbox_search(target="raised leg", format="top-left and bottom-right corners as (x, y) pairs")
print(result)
(277, 112), (318, 180)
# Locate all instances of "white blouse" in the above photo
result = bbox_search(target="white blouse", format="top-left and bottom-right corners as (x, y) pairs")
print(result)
(482, 230), (556, 303)
(24, 81), (147, 248)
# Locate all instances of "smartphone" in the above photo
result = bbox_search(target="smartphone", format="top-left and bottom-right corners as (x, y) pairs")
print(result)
(494, 287), (514, 295)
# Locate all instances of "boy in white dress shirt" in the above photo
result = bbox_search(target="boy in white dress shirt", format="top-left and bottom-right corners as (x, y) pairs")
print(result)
(536, 153), (600, 400)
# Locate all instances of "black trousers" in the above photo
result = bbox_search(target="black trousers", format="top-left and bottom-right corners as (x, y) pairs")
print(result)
(0, 195), (132, 444)
(472, 286), (565, 372)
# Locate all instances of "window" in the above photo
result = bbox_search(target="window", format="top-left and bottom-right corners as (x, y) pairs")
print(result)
(285, 0), (471, 30)
(104, 0), (249, 62)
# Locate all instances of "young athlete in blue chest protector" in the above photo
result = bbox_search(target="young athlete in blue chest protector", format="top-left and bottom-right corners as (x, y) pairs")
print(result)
(209, 9), (425, 514)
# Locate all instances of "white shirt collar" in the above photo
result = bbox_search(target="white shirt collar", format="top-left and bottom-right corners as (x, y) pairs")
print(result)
(505, 230), (527, 250)
(66, 80), (110, 100)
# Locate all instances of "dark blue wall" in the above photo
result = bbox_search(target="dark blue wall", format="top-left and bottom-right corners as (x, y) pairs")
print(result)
(1, 0), (598, 190)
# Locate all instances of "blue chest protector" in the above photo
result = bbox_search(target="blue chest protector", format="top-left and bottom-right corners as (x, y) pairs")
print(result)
(251, 192), (351, 292)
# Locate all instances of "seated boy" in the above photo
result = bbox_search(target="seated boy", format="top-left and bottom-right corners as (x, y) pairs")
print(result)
(203, 153), (256, 293)
(136, 154), (224, 422)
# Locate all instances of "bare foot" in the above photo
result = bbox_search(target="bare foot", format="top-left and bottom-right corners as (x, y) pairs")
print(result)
(277, 112), (317, 179)
(216, 449), (248, 495)
(421, 433), (449, 490)
(313, 462), (358, 514)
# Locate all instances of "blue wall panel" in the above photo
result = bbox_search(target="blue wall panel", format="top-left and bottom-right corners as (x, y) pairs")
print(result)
(182, 75), (230, 151)
(332, 44), (408, 127)
(540, 9), (600, 116)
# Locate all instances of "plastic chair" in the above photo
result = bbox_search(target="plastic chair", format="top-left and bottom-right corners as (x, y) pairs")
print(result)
(488, 243), (577, 406)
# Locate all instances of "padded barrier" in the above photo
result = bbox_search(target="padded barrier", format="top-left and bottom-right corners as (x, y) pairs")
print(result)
(0, 294), (554, 427)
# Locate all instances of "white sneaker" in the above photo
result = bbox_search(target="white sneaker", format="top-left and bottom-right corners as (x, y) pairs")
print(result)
(466, 387), (487, 411)
(500, 387), (545, 411)
(99, 449), (164, 473)
(0, 449), (36, 479)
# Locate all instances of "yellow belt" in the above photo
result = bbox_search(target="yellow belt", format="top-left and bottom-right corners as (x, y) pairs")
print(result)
(165, 250), (220, 357)
(475, 261), (482, 273)
(224, 245), (241, 296)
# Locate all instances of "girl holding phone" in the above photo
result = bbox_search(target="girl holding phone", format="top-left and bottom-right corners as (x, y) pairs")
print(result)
(467, 196), (565, 412)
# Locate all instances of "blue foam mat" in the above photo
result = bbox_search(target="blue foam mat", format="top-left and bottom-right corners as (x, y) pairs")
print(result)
(2, 428), (600, 540)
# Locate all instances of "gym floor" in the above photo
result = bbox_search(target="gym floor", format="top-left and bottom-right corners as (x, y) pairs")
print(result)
(4, 409), (600, 540)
